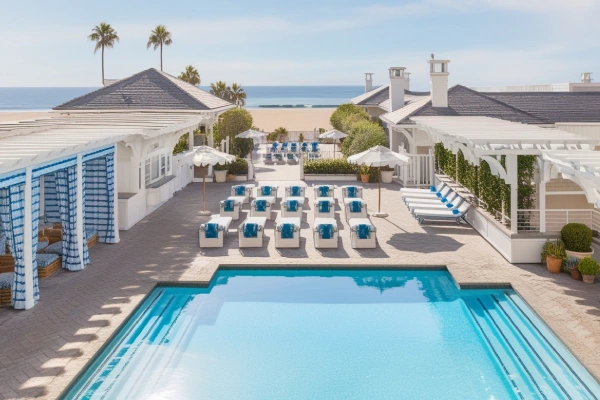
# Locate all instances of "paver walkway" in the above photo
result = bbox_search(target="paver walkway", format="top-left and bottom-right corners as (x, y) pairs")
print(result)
(0, 180), (598, 399)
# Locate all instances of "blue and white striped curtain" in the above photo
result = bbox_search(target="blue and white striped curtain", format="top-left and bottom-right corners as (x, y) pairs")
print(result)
(84, 153), (116, 243)
(0, 184), (39, 308)
(56, 166), (89, 271)
(43, 173), (61, 223)
(31, 179), (40, 303)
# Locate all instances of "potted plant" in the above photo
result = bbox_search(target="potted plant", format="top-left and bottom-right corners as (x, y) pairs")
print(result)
(213, 163), (229, 183)
(577, 257), (599, 284)
(541, 239), (566, 274)
(359, 164), (370, 183)
(380, 165), (394, 184)
(561, 223), (594, 260)
(565, 256), (581, 280)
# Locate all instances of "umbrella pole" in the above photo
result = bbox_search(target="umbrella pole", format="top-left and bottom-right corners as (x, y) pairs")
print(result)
(199, 164), (211, 216)
(378, 166), (381, 213)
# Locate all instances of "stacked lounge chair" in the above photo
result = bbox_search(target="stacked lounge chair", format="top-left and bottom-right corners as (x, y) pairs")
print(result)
(274, 217), (301, 248)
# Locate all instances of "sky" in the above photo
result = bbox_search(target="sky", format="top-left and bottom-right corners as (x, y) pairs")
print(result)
(1, 0), (599, 89)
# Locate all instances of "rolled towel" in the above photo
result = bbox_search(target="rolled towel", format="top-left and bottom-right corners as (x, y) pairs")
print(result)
(286, 199), (299, 212)
(349, 200), (362, 213)
(204, 223), (220, 239)
(280, 223), (295, 239)
(243, 223), (259, 238)
(222, 199), (236, 212)
(319, 224), (334, 239)
(318, 200), (330, 213)
(356, 224), (371, 239)
(255, 200), (268, 212)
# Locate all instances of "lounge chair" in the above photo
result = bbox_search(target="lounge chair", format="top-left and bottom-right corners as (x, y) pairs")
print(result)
(404, 192), (460, 206)
(413, 202), (471, 225)
(250, 198), (273, 219)
(36, 253), (62, 278)
(313, 184), (334, 199)
(281, 142), (289, 152)
(0, 273), (12, 306)
(281, 197), (305, 218)
(301, 142), (309, 153)
(402, 186), (452, 203)
(264, 153), (274, 164)
(313, 218), (338, 249)
(274, 217), (301, 248)
(290, 142), (298, 154)
(86, 230), (98, 249)
(199, 215), (233, 248)
(220, 197), (242, 220)
(231, 184), (255, 204)
(239, 217), (267, 248)
(286, 153), (297, 164)
(341, 185), (362, 199)
(400, 182), (445, 195)
(257, 185), (278, 201)
(285, 185), (306, 198)
(274, 153), (285, 163)
(344, 198), (368, 222)
(314, 197), (335, 219)
(407, 198), (465, 214)
(349, 218), (377, 249)
(310, 142), (319, 153)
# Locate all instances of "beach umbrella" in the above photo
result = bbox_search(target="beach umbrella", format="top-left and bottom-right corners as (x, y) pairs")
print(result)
(320, 129), (347, 159)
(236, 129), (267, 139)
(193, 146), (236, 215)
(347, 145), (410, 217)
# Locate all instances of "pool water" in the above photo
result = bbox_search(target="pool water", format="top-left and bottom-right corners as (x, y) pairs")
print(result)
(65, 270), (600, 399)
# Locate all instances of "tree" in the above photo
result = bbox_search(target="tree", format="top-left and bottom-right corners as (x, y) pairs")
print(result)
(330, 103), (370, 132)
(88, 22), (119, 84)
(272, 127), (288, 141)
(228, 83), (246, 107)
(178, 65), (200, 86)
(210, 81), (231, 101)
(213, 108), (253, 145)
(147, 25), (172, 71)
(345, 121), (389, 157)
(232, 138), (253, 158)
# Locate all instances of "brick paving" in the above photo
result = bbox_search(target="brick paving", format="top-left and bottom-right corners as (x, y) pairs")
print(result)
(0, 161), (598, 398)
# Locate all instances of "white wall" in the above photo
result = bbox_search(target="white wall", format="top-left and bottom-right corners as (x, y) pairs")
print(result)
(555, 123), (600, 141)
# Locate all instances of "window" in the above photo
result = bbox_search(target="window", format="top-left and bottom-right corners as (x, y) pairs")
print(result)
(139, 167), (142, 189)
(161, 155), (166, 176)
(151, 155), (159, 180)
(167, 155), (171, 174)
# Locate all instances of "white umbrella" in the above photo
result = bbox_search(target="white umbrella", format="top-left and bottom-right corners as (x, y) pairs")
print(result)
(348, 145), (410, 217)
(236, 129), (267, 139)
(193, 146), (236, 215)
(320, 130), (347, 159)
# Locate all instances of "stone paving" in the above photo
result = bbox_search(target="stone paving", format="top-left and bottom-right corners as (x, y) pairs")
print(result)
(0, 160), (599, 399)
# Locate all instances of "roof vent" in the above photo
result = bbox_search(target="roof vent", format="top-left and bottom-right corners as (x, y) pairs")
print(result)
(581, 72), (593, 83)
(428, 59), (450, 107)
(388, 67), (406, 112)
(365, 73), (374, 93)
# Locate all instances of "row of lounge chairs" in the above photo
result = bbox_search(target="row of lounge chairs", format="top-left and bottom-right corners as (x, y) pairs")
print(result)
(400, 182), (471, 224)
(269, 142), (320, 154)
(199, 184), (377, 249)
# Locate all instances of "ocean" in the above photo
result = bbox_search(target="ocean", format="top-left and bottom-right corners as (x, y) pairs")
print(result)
(0, 86), (364, 111)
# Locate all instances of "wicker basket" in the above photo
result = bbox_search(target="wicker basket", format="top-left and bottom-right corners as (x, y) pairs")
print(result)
(0, 288), (10, 306)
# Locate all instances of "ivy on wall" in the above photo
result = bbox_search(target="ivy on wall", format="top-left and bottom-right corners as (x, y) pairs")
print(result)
(434, 143), (537, 220)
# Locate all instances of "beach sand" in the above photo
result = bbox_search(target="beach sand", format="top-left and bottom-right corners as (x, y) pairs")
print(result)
(0, 108), (334, 132)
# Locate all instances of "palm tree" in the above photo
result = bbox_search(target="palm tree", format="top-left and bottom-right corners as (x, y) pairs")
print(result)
(228, 83), (246, 107)
(147, 25), (172, 71)
(210, 81), (230, 101)
(178, 65), (200, 86)
(88, 22), (119, 84)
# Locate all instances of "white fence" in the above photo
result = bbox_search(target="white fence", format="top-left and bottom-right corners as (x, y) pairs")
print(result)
(395, 153), (435, 188)
(517, 209), (600, 232)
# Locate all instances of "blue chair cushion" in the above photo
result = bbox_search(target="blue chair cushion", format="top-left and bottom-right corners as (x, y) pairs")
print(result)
(222, 199), (236, 212)
(430, 185), (436, 192)
(0, 234), (6, 255)
(346, 186), (357, 198)
(311, 142), (318, 151)
(286, 200), (298, 212)
(349, 201), (362, 213)
(452, 209), (460, 215)
(357, 224), (371, 239)
(446, 203), (454, 208)
(0, 272), (13, 289)
(436, 192), (443, 198)
(319, 224), (334, 239)
(318, 200), (330, 213)
(440, 197), (448, 203)
(204, 223), (220, 239)
(290, 186), (301, 197)
(41, 241), (63, 256)
(261, 186), (272, 196)
(37, 240), (49, 251)
(244, 223), (259, 238)
(318, 186), (329, 197)
(36, 253), (59, 268)
(234, 186), (246, 196)
(280, 224), (295, 239)
(287, 153), (295, 160)
(255, 200), (268, 212)
(265, 154), (273, 160)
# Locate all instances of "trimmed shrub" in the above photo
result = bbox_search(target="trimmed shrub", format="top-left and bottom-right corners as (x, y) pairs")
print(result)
(228, 158), (249, 175)
(231, 137), (253, 158)
(578, 257), (599, 275)
(561, 223), (593, 252)
(345, 121), (388, 157)
(330, 103), (370, 132)
(213, 108), (253, 144)
(304, 159), (358, 175)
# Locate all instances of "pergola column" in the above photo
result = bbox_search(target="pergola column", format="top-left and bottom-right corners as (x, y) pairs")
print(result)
(539, 180), (546, 233)
(208, 122), (214, 147)
(76, 154), (85, 266)
(506, 155), (519, 234)
(389, 126), (396, 152)
(188, 129), (194, 151)
(112, 144), (121, 243)
(23, 167), (35, 309)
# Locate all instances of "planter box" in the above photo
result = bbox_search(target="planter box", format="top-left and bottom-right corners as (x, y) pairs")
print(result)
(566, 248), (594, 260)
(381, 170), (394, 184)
(234, 176), (248, 181)
(214, 170), (227, 183)
(304, 174), (357, 182)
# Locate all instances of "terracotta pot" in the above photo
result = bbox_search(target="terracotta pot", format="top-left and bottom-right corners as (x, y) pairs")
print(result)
(546, 256), (562, 274)
(360, 174), (369, 183)
(226, 174), (236, 181)
(571, 269), (582, 280)
(582, 274), (596, 284)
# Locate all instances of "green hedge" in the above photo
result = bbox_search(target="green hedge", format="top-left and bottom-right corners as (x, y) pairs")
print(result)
(228, 158), (248, 175)
(304, 159), (358, 175)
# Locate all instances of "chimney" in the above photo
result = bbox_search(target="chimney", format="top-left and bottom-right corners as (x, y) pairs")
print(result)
(582, 72), (593, 83)
(404, 72), (411, 91)
(365, 73), (374, 93)
(428, 59), (450, 107)
(388, 67), (406, 111)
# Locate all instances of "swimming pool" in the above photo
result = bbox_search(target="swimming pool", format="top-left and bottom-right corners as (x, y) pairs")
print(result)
(64, 270), (600, 399)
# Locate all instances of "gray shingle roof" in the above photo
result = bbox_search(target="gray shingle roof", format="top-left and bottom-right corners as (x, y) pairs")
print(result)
(54, 68), (232, 111)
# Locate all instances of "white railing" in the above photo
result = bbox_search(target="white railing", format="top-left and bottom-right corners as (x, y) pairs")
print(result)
(517, 209), (600, 232)
(396, 153), (435, 188)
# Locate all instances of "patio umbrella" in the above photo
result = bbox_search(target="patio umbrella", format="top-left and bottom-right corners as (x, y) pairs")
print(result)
(347, 145), (410, 217)
(193, 146), (235, 216)
(236, 129), (267, 140)
(320, 129), (347, 159)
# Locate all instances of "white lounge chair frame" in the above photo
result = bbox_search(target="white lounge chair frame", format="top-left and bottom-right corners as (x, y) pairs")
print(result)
(230, 184), (255, 204)
(402, 186), (453, 203)
(413, 202), (471, 225)
(344, 198), (368, 222)
(274, 217), (301, 248)
(255, 186), (279, 202)
(313, 184), (334, 199)
(220, 197), (242, 220)
(314, 197), (335, 219)
(284, 186), (306, 198)
(239, 217), (267, 248)
(313, 217), (338, 249)
(340, 185), (363, 199)
(408, 198), (465, 214)
(349, 218), (377, 249)
(400, 182), (445, 195)
(281, 197), (305, 219)
(199, 216), (233, 248)
(250, 197), (273, 219)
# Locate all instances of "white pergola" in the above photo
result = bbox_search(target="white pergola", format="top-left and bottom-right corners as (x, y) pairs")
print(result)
(411, 116), (600, 233)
